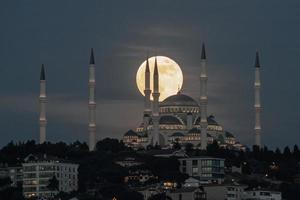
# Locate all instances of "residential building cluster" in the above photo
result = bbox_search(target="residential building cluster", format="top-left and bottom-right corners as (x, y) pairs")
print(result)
(0, 154), (78, 199)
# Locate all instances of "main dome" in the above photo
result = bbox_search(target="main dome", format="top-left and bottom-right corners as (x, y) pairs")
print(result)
(160, 93), (199, 107)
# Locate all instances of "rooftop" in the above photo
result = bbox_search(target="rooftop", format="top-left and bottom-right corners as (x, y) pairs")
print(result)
(160, 93), (199, 107)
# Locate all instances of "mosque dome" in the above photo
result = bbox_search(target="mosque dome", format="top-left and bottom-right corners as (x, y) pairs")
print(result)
(160, 93), (199, 107)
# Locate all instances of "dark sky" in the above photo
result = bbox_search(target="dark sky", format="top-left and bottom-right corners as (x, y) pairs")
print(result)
(1, 0), (299, 149)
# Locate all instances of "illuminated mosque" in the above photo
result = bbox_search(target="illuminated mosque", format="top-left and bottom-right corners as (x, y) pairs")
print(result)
(38, 45), (261, 151)
(122, 44), (259, 150)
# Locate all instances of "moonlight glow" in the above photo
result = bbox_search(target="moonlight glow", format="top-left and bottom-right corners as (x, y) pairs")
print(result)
(136, 56), (183, 101)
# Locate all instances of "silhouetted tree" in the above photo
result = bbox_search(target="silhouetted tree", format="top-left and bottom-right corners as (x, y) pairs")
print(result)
(0, 177), (11, 187)
(283, 146), (291, 158)
(96, 138), (127, 153)
(293, 145), (299, 158)
(184, 143), (194, 154)
(172, 141), (181, 150)
(47, 176), (59, 191)
(207, 140), (219, 156)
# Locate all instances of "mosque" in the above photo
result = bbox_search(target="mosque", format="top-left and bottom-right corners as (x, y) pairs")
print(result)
(122, 44), (261, 150)
(38, 45), (262, 151)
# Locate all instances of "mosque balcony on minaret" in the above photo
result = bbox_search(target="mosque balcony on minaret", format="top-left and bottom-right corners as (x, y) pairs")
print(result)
(200, 96), (208, 101)
(88, 81), (96, 87)
(39, 98), (47, 103)
(254, 82), (261, 87)
(200, 75), (208, 79)
(88, 124), (96, 130)
(39, 119), (47, 124)
(89, 101), (96, 105)
(254, 104), (261, 108)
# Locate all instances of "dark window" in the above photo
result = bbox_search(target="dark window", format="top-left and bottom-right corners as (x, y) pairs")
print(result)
(192, 160), (198, 165)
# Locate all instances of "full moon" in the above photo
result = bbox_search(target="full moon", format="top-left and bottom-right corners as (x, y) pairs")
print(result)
(136, 56), (183, 101)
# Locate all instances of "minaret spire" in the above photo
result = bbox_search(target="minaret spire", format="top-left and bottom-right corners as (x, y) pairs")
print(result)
(200, 43), (208, 150)
(143, 55), (152, 133)
(254, 51), (262, 147)
(152, 57), (160, 146)
(90, 48), (95, 64)
(39, 64), (47, 144)
(201, 43), (206, 60)
(88, 48), (96, 151)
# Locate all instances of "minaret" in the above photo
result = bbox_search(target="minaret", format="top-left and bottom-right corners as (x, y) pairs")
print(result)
(152, 57), (160, 146)
(39, 64), (47, 144)
(254, 51), (262, 147)
(88, 48), (96, 151)
(143, 57), (152, 132)
(200, 43), (208, 150)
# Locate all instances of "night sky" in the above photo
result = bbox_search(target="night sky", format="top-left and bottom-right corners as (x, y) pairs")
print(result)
(1, 0), (299, 149)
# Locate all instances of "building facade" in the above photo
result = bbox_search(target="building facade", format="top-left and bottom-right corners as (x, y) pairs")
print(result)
(243, 189), (282, 200)
(179, 157), (225, 184)
(22, 155), (78, 199)
(166, 187), (207, 200)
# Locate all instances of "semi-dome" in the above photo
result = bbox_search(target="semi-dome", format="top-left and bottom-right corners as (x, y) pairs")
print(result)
(195, 115), (219, 126)
(124, 130), (138, 136)
(160, 93), (199, 107)
(159, 115), (183, 125)
(225, 131), (234, 138)
(171, 132), (184, 137)
(188, 127), (201, 134)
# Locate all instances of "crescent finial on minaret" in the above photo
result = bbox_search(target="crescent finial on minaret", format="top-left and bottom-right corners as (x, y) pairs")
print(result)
(90, 48), (95, 64)
(40, 64), (45, 80)
(201, 43), (206, 60)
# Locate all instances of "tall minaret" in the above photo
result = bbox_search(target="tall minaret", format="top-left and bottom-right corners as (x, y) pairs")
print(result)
(88, 48), (96, 151)
(143, 57), (152, 132)
(254, 51), (262, 147)
(39, 64), (47, 144)
(200, 43), (208, 150)
(152, 57), (160, 146)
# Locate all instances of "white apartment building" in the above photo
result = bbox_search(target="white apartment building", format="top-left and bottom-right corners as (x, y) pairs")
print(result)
(179, 157), (225, 184)
(22, 154), (78, 199)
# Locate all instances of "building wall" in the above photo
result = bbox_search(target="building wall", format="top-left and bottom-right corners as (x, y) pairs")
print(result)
(243, 190), (282, 200)
(167, 189), (206, 200)
(226, 185), (246, 200)
(22, 161), (78, 198)
(179, 157), (225, 184)
(167, 192), (195, 200)
(203, 185), (227, 200)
